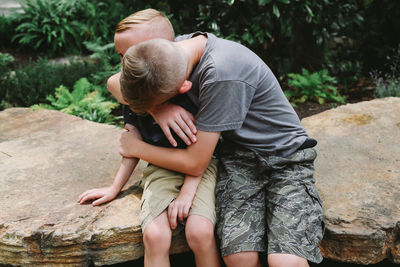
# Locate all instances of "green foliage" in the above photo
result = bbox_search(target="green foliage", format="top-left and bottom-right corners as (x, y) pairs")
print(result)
(159, 0), (366, 76)
(0, 58), (99, 109)
(0, 15), (18, 48)
(11, 0), (130, 56)
(31, 78), (120, 123)
(286, 68), (346, 106)
(84, 40), (121, 91)
(371, 46), (400, 98)
(0, 52), (15, 110)
(0, 52), (14, 78)
(134, 0), (399, 86)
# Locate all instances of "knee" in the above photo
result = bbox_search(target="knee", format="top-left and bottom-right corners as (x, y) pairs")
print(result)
(268, 254), (309, 267)
(185, 217), (215, 251)
(143, 222), (171, 252)
(223, 251), (260, 267)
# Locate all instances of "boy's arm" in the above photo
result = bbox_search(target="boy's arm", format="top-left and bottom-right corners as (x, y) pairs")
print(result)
(149, 103), (197, 146)
(120, 124), (220, 177)
(107, 73), (197, 146)
(77, 157), (139, 206)
(168, 174), (202, 229)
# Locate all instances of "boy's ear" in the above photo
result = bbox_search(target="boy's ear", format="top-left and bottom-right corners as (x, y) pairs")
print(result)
(178, 80), (192, 94)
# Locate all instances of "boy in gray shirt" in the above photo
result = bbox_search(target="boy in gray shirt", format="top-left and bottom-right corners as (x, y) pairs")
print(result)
(119, 32), (324, 267)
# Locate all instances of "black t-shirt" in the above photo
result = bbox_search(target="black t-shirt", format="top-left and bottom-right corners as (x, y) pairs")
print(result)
(123, 93), (198, 149)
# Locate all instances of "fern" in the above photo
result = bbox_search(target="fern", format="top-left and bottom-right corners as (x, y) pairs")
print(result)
(31, 78), (120, 124)
(286, 68), (346, 106)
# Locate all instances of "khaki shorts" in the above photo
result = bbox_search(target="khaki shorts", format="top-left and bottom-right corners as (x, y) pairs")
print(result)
(140, 159), (218, 232)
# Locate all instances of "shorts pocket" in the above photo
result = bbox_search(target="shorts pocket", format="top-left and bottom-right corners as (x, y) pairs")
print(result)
(304, 184), (325, 246)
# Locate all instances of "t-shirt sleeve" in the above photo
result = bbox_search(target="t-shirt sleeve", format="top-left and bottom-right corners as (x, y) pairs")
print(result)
(122, 105), (138, 127)
(195, 80), (256, 132)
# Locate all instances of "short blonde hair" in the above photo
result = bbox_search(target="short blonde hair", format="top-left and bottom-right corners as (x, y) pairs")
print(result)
(115, 8), (174, 40)
(120, 39), (187, 113)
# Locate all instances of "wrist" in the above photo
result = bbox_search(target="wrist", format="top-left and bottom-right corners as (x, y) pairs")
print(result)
(110, 183), (122, 195)
(178, 188), (196, 201)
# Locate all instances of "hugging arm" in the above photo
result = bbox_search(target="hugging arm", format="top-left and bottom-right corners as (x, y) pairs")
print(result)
(120, 124), (220, 177)
(107, 73), (197, 146)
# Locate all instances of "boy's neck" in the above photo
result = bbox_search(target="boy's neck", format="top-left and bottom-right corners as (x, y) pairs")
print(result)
(177, 35), (207, 78)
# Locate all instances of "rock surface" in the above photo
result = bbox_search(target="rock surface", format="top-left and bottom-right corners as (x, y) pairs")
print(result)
(1, 97), (400, 266)
(302, 97), (400, 264)
(0, 108), (189, 266)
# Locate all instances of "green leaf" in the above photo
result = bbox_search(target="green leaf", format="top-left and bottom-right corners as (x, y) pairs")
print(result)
(273, 4), (280, 18)
(258, 0), (272, 5)
(305, 5), (314, 17)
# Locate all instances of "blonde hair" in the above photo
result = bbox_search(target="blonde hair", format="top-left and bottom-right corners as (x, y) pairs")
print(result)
(115, 8), (174, 40)
(120, 39), (187, 113)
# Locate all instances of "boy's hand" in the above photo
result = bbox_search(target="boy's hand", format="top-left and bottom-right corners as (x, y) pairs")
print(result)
(167, 194), (194, 230)
(77, 186), (119, 206)
(149, 103), (197, 147)
(119, 124), (142, 158)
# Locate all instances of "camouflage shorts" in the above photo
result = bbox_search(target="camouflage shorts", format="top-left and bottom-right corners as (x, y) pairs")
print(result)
(215, 146), (325, 263)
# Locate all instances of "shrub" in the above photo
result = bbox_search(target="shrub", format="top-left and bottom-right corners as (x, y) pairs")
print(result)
(11, 0), (131, 56)
(285, 68), (346, 106)
(0, 52), (15, 110)
(371, 45), (400, 98)
(0, 58), (100, 109)
(0, 15), (18, 48)
(31, 78), (120, 124)
(0, 52), (14, 78)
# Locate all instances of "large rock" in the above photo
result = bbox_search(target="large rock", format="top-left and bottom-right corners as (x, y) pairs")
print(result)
(0, 108), (189, 266)
(302, 97), (400, 264)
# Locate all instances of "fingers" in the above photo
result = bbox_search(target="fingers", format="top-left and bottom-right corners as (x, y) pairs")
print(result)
(77, 189), (106, 205)
(182, 112), (197, 134)
(77, 189), (95, 203)
(177, 205), (184, 223)
(183, 204), (190, 219)
(78, 192), (103, 205)
(92, 196), (110, 206)
(169, 120), (191, 146)
(168, 203), (178, 229)
(176, 117), (197, 144)
(161, 125), (177, 147)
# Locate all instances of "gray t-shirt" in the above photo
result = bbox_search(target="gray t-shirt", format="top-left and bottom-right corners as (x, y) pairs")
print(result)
(176, 32), (309, 157)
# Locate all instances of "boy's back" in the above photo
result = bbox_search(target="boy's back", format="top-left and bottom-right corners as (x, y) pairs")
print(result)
(177, 32), (310, 157)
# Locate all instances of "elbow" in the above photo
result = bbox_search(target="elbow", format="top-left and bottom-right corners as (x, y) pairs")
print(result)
(107, 75), (118, 94)
(185, 160), (209, 177)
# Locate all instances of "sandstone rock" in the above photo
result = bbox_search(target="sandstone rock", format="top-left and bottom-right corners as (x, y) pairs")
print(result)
(0, 108), (189, 266)
(302, 97), (400, 264)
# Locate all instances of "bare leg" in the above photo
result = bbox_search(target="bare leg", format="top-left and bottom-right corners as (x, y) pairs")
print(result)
(185, 215), (220, 267)
(143, 211), (172, 267)
(222, 251), (261, 267)
(268, 254), (309, 267)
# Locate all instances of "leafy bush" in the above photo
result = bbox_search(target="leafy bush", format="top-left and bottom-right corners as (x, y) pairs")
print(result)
(31, 78), (120, 123)
(83, 40), (121, 90)
(0, 58), (100, 109)
(0, 52), (14, 78)
(12, 0), (130, 56)
(285, 68), (346, 106)
(0, 52), (15, 110)
(371, 46), (400, 98)
(0, 15), (18, 48)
